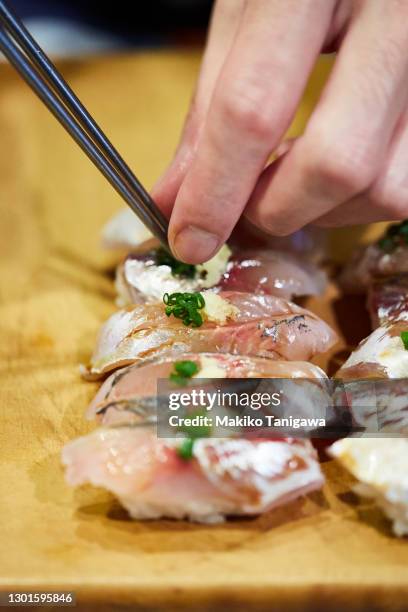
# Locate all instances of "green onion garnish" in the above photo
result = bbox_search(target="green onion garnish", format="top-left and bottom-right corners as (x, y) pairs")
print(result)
(177, 408), (212, 460)
(163, 292), (205, 327)
(378, 220), (408, 251)
(179, 409), (212, 440)
(177, 438), (195, 460)
(169, 360), (200, 386)
(378, 237), (394, 252)
(401, 331), (408, 350)
(155, 247), (196, 279)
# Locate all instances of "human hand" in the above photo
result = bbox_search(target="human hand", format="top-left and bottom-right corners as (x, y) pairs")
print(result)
(152, 0), (408, 263)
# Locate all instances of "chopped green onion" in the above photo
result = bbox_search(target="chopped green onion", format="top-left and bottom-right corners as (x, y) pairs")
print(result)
(378, 220), (408, 251)
(176, 408), (211, 462)
(378, 237), (394, 252)
(155, 247), (196, 279)
(177, 438), (195, 460)
(175, 360), (199, 377)
(401, 331), (408, 350)
(169, 360), (200, 386)
(163, 292), (205, 327)
(179, 411), (212, 440)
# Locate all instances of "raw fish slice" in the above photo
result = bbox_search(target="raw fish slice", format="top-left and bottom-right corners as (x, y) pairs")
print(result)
(85, 292), (337, 379)
(87, 352), (328, 423)
(62, 429), (323, 523)
(115, 244), (231, 305)
(219, 250), (326, 299)
(116, 247), (326, 305)
(340, 221), (408, 293)
(335, 314), (408, 432)
(116, 254), (196, 305)
(336, 319), (408, 380)
(335, 378), (408, 435)
(367, 274), (408, 328)
(329, 438), (408, 537)
(339, 244), (385, 293)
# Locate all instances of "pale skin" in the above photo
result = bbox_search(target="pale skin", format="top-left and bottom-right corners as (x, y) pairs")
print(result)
(152, 0), (408, 264)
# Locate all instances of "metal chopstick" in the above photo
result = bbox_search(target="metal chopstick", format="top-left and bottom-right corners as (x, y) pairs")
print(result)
(0, 0), (169, 249)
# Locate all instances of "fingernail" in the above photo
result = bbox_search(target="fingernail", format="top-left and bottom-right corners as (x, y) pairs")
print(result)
(172, 226), (220, 264)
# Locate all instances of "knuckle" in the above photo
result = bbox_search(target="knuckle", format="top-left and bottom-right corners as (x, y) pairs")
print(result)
(303, 143), (376, 195)
(216, 85), (279, 142)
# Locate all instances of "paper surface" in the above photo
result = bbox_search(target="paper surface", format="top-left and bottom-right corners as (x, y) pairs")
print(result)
(0, 51), (406, 611)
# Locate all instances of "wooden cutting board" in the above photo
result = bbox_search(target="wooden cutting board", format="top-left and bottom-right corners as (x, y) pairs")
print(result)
(0, 50), (406, 612)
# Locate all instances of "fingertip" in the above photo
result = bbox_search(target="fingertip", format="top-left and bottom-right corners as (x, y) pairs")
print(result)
(171, 225), (221, 264)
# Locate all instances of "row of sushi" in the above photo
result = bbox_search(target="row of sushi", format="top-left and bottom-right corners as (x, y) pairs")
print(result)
(62, 211), (408, 533)
(63, 212), (335, 523)
(333, 220), (408, 536)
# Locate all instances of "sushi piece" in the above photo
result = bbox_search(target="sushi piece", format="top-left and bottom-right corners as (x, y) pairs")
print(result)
(102, 208), (153, 251)
(367, 273), (408, 328)
(335, 378), (408, 435)
(334, 301), (408, 434)
(340, 221), (408, 293)
(329, 438), (408, 537)
(62, 430), (324, 523)
(116, 246), (326, 305)
(219, 249), (326, 299)
(85, 291), (338, 379)
(115, 244), (232, 305)
(86, 352), (328, 424)
(336, 318), (408, 380)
